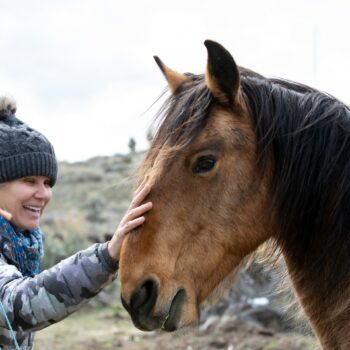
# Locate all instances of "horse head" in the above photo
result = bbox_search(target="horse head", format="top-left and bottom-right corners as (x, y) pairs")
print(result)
(119, 40), (272, 332)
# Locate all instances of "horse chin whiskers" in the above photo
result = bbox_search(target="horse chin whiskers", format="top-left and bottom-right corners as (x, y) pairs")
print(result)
(160, 313), (170, 330)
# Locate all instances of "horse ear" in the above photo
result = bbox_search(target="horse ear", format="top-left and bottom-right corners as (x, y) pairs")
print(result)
(154, 56), (187, 93)
(204, 40), (240, 106)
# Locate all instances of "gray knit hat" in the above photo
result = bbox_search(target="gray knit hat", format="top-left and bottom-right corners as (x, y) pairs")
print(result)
(0, 95), (58, 186)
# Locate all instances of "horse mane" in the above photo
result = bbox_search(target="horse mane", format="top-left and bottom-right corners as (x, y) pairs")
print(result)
(241, 75), (350, 306)
(145, 70), (350, 306)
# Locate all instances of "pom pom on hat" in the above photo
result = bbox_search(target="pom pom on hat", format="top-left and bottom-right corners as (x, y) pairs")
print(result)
(0, 94), (58, 186)
(0, 95), (17, 118)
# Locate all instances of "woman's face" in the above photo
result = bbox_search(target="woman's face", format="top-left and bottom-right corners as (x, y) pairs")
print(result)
(0, 176), (52, 230)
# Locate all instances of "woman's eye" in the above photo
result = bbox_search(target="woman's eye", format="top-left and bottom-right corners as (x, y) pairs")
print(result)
(23, 177), (35, 184)
(192, 156), (216, 174)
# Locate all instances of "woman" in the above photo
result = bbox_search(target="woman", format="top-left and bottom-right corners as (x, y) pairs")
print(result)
(0, 96), (152, 349)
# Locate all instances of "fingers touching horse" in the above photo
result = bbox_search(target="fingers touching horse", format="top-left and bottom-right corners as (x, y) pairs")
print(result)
(119, 40), (350, 349)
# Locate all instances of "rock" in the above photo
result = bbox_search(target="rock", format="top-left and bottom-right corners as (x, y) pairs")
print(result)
(199, 315), (221, 334)
(209, 338), (228, 348)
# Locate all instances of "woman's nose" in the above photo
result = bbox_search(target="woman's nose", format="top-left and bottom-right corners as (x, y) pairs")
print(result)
(34, 185), (52, 201)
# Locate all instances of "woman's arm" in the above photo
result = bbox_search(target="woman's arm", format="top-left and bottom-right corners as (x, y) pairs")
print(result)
(0, 242), (115, 332)
(0, 182), (152, 332)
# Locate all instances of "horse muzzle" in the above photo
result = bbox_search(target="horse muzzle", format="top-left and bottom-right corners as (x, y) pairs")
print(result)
(121, 277), (187, 332)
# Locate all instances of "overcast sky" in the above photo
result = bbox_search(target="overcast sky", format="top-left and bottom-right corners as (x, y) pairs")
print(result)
(0, 0), (349, 162)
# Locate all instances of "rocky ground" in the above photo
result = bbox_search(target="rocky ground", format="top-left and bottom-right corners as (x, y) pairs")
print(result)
(110, 318), (316, 350)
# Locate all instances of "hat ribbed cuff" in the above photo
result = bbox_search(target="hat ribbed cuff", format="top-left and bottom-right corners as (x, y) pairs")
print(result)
(0, 152), (58, 186)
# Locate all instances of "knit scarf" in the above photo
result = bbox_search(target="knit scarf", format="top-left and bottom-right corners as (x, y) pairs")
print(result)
(0, 215), (44, 277)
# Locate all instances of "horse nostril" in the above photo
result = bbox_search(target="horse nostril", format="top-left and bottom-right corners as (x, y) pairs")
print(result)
(130, 279), (158, 313)
(131, 284), (148, 309)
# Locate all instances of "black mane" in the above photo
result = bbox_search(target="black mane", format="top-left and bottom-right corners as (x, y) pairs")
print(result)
(241, 75), (350, 299)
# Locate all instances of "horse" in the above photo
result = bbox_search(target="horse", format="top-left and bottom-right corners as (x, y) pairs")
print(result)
(119, 40), (350, 349)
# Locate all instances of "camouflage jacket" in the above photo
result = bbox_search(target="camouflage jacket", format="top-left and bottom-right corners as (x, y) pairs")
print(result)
(0, 241), (118, 349)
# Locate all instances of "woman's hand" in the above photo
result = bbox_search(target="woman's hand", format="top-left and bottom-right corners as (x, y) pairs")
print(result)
(107, 179), (152, 261)
(0, 209), (12, 221)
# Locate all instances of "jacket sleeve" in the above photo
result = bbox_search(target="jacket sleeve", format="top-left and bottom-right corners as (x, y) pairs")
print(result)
(0, 242), (118, 332)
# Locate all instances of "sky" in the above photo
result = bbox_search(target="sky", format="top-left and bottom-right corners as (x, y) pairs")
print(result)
(0, 0), (349, 162)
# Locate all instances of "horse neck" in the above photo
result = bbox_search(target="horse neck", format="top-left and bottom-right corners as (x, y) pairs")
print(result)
(283, 251), (350, 350)
(262, 84), (350, 349)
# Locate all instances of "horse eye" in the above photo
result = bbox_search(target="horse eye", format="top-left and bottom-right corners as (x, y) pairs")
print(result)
(192, 156), (216, 174)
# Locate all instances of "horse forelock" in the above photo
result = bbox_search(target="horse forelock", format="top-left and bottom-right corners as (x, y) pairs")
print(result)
(137, 74), (214, 180)
(154, 76), (212, 147)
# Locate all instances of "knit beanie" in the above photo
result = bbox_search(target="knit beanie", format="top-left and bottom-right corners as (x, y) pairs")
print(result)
(0, 95), (58, 186)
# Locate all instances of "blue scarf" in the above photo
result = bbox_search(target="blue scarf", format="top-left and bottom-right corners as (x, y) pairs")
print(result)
(0, 216), (44, 277)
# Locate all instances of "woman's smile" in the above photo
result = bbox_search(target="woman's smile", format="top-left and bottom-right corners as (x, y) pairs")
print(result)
(0, 176), (52, 230)
(23, 205), (42, 214)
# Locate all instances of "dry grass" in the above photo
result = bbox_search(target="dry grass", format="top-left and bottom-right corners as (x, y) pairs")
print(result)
(35, 306), (137, 350)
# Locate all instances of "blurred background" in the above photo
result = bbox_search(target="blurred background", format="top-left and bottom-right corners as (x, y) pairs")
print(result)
(1, 0), (348, 348)
(0, 0), (349, 162)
